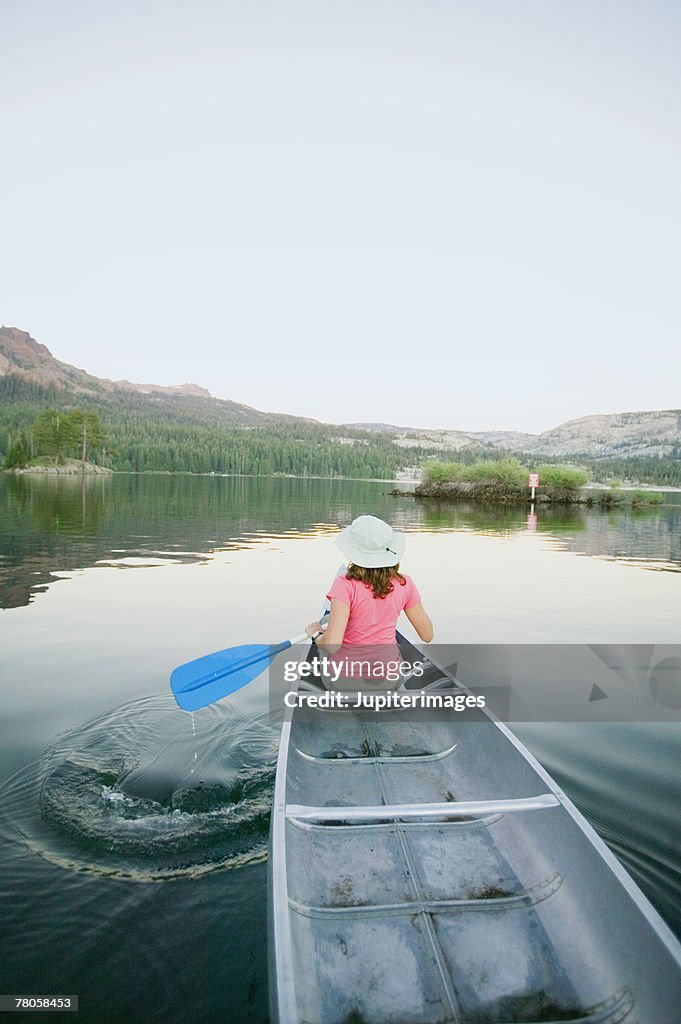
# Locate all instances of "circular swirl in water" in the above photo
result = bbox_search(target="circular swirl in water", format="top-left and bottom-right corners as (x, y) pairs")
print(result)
(2, 694), (279, 881)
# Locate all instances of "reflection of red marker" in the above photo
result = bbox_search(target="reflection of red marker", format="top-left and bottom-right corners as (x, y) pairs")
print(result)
(527, 512), (537, 531)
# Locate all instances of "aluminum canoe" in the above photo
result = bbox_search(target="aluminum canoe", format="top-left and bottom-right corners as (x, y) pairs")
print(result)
(268, 634), (681, 1024)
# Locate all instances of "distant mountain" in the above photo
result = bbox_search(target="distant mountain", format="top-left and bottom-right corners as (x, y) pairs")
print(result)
(0, 326), (307, 426)
(345, 412), (681, 460)
(2, 326), (679, 461)
(346, 423), (538, 453)
(498, 410), (681, 459)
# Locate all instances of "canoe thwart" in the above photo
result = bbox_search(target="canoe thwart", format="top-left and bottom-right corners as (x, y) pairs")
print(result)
(286, 792), (560, 823)
(287, 812), (505, 833)
(293, 740), (458, 765)
(289, 871), (563, 919)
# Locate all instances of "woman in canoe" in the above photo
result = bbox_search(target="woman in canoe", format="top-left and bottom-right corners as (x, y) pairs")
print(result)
(305, 514), (433, 688)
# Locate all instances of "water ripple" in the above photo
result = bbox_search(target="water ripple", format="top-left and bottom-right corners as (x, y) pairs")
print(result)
(0, 695), (279, 882)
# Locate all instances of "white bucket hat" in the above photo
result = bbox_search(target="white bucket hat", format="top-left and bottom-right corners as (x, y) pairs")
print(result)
(336, 515), (406, 568)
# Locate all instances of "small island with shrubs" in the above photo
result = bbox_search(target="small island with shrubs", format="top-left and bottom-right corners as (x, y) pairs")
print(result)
(400, 457), (664, 507)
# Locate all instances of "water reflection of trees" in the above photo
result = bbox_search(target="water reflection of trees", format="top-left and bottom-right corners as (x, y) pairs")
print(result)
(1, 476), (679, 609)
(417, 500), (587, 535)
(0, 475), (406, 608)
(5, 473), (106, 537)
(557, 506), (681, 571)
(1, 475), (109, 607)
(416, 496), (680, 570)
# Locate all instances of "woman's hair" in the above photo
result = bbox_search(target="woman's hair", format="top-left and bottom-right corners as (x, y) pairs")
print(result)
(345, 563), (406, 599)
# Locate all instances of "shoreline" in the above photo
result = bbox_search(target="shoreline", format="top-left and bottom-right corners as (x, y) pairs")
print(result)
(2, 466), (680, 492)
(395, 480), (676, 506)
(5, 460), (113, 476)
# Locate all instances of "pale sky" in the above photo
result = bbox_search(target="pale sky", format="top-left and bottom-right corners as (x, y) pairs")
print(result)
(2, 1), (680, 432)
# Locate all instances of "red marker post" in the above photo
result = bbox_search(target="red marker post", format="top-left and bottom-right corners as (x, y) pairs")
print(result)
(528, 472), (539, 501)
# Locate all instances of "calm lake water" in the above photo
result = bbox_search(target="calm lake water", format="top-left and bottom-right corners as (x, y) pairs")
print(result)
(1, 473), (680, 1023)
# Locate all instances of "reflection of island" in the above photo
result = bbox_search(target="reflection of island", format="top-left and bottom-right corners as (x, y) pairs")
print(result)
(417, 500), (587, 537)
(415, 498), (681, 571)
(0, 474), (395, 609)
(6, 472), (108, 534)
(555, 507), (681, 572)
(1, 475), (109, 607)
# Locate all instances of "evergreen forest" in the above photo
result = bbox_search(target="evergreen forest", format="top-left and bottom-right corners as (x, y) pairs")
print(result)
(2, 374), (680, 485)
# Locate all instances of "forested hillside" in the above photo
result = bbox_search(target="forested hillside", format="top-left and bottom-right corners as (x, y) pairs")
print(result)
(0, 375), (427, 477)
(2, 325), (680, 483)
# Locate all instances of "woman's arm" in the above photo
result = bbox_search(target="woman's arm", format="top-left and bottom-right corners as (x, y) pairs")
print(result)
(305, 598), (350, 654)
(404, 602), (434, 642)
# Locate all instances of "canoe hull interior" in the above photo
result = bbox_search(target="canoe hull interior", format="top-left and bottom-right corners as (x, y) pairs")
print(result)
(268, 637), (681, 1024)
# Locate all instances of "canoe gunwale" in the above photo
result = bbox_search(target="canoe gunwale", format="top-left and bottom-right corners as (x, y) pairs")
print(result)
(268, 681), (299, 1024)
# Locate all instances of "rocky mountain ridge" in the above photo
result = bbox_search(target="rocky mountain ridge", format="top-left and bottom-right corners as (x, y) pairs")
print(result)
(0, 326), (302, 426)
(115, 380), (213, 399)
(350, 413), (681, 459)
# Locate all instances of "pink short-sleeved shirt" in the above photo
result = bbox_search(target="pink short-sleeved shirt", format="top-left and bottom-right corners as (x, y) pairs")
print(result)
(325, 574), (421, 645)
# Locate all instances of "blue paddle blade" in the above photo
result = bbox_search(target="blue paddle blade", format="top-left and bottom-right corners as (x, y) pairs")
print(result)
(171, 640), (291, 712)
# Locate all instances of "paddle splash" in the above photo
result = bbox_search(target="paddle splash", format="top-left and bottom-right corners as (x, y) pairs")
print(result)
(1, 694), (278, 881)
